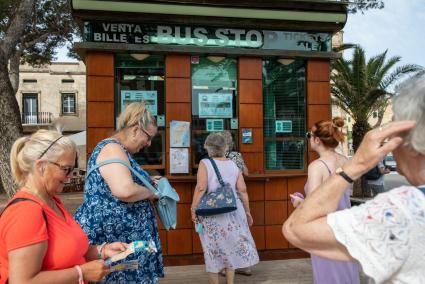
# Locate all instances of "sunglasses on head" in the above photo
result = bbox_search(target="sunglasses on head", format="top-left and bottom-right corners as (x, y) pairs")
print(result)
(305, 131), (313, 139)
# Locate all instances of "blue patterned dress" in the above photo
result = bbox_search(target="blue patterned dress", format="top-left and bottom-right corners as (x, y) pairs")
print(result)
(75, 139), (164, 283)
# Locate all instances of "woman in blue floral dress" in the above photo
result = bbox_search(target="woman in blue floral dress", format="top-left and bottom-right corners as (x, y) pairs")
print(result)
(75, 102), (164, 283)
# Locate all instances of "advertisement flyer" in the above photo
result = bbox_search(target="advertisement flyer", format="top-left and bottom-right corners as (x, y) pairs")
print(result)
(170, 148), (189, 174)
(198, 93), (233, 118)
(120, 90), (158, 115)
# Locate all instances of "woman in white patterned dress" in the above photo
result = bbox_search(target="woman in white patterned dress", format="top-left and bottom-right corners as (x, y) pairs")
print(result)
(191, 133), (259, 284)
(283, 75), (425, 284)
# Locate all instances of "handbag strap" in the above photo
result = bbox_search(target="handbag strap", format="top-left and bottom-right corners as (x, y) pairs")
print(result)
(86, 159), (159, 196)
(208, 157), (225, 187)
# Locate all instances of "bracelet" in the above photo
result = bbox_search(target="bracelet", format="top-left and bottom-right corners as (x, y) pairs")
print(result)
(97, 242), (107, 260)
(74, 265), (84, 284)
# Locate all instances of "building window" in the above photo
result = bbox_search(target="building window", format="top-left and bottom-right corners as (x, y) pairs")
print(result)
(62, 79), (75, 83)
(22, 93), (38, 124)
(191, 57), (238, 166)
(23, 79), (37, 83)
(263, 58), (306, 170)
(115, 54), (165, 171)
(62, 93), (76, 114)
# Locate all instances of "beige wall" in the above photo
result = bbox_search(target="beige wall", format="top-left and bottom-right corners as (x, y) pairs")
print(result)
(17, 62), (86, 133)
(17, 62), (87, 169)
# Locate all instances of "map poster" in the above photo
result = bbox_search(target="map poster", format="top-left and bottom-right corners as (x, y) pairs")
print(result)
(170, 148), (189, 174)
(198, 93), (233, 118)
(120, 90), (158, 115)
(170, 120), (190, 147)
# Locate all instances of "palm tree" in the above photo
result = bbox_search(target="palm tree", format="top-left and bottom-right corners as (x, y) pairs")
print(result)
(331, 45), (423, 152)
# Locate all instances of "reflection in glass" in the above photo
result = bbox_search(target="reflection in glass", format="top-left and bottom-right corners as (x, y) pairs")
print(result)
(191, 57), (238, 166)
(115, 54), (165, 171)
(263, 58), (306, 170)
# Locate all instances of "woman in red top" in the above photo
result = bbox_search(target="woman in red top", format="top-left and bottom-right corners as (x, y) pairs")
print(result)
(0, 130), (127, 284)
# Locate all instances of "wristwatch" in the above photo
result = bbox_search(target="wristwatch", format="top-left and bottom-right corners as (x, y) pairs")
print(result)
(335, 167), (354, 183)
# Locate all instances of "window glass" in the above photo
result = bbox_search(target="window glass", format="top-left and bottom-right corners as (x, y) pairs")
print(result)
(263, 58), (306, 170)
(62, 93), (76, 114)
(115, 54), (165, 170)
(191, 57), (238, 166)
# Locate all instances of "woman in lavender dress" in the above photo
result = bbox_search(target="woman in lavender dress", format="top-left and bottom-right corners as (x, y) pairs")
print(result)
(191, 133), (259, 284)
(292, 117), (359, 284)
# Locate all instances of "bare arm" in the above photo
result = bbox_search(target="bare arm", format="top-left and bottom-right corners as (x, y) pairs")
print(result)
(8, 242), (108, 283)
(191, 161), (208, 221)
(236, 172), (253, 226)
(97, 143), (155, 202)
(283, 121), (415, 261)
(305, 161), (328, 195)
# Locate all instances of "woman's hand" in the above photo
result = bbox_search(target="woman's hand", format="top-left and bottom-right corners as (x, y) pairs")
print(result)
(103, 242), (128, 259)
(191, 209), (197, 223)
(246, 212), (253, 227)
(345, 121), (416, 179)
(290, 192), (305, 208)
(80, 260), (109, 282)
(151, 176), (162, 186)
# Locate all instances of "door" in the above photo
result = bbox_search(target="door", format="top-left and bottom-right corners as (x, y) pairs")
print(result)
(22, 93), (38, 124)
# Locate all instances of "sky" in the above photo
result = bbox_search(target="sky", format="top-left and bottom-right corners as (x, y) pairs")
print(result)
(55, 0), (425, 69)
(343, 0), (425, 68)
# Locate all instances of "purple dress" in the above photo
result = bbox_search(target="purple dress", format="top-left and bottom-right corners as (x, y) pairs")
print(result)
(198, 158), (259, 273)
(305, 160), (360, 284)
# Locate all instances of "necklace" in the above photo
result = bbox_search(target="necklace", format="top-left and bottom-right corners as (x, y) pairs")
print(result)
(22, 186), (56, 209)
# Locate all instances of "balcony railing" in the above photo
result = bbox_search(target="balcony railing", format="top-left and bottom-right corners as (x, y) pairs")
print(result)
(21, 112), (52, 125)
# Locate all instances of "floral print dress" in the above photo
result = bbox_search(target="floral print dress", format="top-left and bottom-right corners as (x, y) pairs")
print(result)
(74, 139), (164, 283)
(198, 158), (259, 273)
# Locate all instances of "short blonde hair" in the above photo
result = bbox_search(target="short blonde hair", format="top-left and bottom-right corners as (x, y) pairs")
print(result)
(204, 133), (226, 157)
(10, 130), (76, 186)
(117, 102), (156, 131)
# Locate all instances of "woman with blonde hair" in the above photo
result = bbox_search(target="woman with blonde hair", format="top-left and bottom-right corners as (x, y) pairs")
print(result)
(0, 129), (127, 284)
(75, 102), (164, 283)
(290, 117), (360, 284)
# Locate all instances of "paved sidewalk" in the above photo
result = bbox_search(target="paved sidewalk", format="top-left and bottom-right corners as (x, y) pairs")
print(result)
(160, 259), (314, 284)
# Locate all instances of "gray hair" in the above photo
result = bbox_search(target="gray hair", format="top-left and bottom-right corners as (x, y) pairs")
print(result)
(204, 132), (226, 157)
(220, 130), (233, 152)
(392, 75), (425, 155)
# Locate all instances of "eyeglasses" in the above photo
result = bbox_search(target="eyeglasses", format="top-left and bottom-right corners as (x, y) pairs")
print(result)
(141, 128), (154, 142)
(48, 161), (75, 176)
(305, 131), (313, 139)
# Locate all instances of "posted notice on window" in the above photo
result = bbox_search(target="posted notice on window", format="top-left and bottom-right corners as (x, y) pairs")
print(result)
(170, 121), (190, 147)
(120, 90), (158, 115)
(198, 93), (232, 118)
(170, 148), (189, 174)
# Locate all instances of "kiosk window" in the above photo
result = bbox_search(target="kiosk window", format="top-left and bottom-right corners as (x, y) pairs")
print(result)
(263, 59), (306, 170)
(115, 54), (165, 171)
(191, 57), (238, 166)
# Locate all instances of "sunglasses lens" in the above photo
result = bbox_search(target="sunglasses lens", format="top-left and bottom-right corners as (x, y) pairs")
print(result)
(306, 132), (311, 139)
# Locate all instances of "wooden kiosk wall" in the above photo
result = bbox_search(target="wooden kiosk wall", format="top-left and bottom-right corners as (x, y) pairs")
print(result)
(85, 52), (331, 264)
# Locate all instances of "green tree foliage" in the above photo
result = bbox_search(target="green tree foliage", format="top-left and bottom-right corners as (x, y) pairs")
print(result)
(0, 0), (77, 197)
(331, 45), (423, 152)
(348, 0), (385, 14)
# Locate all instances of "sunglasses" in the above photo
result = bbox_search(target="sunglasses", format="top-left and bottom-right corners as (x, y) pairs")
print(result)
(48, 161), (75, 176)
(305, 131), (313, 139)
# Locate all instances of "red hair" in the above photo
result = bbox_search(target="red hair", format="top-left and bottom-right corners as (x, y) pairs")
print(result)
(312, 117), (345, 148)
